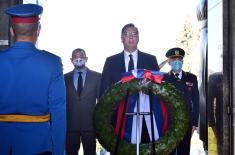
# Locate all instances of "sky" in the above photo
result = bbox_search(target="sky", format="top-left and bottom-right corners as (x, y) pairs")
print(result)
(24, 0), (199, 73)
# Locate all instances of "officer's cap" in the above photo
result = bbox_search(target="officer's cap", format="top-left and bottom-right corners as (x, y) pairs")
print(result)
(165, 47), (185, 59)
(5, 4), (43, 23)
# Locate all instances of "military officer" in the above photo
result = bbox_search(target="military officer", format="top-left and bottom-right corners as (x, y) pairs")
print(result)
(0, 4), (66, 155)
(164, 47), (199, 155)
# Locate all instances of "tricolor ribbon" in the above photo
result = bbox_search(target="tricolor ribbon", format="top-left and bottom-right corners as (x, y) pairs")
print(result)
(115, 69), (168, 143)
(121, 69), (164, 84)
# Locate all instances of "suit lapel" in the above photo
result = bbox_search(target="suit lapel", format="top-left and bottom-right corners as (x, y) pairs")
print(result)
(169, 71), (174, 78)
(67, 71), (77, 94)
(80, 69), (91, 97)
(119, 51), (126, 72)
(181, 71), (186, 82)
(137, 50), (143, 69)
(168, 71), (177, 82)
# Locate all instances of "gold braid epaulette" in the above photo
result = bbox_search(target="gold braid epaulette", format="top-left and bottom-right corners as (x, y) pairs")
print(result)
(0, 114), (50, 122)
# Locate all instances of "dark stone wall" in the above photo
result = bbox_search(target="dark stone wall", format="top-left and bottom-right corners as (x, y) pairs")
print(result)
(0, 0), (23, 50)
(223, 0), (234, 154)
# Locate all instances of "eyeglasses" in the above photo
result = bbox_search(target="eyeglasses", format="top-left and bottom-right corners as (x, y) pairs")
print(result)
(123, 32), (138, 37)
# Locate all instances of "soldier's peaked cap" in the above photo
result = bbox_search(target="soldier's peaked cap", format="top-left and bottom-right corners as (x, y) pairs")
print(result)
(165, 47), (185, 59)
(5, 4), (43, 23)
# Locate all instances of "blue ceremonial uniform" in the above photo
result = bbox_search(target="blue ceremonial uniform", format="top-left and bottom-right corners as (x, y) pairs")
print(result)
(0, 42), (66, 155)
(0, 4), (66, 155)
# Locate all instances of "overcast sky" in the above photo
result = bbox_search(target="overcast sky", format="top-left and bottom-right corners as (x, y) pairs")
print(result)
(24, 0), (199, 73)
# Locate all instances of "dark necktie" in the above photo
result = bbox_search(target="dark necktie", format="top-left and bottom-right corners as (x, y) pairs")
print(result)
(128, 54), (134, 72)
(175, 73), (179, 80)
(77, 72), (83, 96)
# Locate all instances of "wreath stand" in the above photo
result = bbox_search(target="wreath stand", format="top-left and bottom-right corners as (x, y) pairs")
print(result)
(114, 89), (156, 155)
(94, 70), (189, 155)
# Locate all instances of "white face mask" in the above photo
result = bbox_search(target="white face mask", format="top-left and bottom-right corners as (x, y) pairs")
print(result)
(72, 58), (87, 67)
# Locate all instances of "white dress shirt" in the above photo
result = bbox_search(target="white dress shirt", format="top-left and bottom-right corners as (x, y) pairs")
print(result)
(173, 70), (183, 79)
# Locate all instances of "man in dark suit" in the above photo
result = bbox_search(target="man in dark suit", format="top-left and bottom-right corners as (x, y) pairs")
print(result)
(64, 48), (101, 155)
(0, 4), (66, 155)
(100, 23), (160, 144)
(100, 23), (159, 95)
(164, 47), (199, 155)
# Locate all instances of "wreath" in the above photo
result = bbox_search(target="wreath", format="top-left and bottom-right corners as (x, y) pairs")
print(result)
(94, 71), (189, 155)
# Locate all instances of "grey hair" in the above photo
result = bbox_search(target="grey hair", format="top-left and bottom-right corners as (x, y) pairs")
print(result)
(72, 48), (86, 56)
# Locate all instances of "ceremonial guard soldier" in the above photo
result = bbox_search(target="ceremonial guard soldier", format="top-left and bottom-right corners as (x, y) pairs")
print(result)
(0, 4), (66, 155)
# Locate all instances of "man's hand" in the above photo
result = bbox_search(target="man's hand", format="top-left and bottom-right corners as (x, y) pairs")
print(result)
(159, 59), (169, 69)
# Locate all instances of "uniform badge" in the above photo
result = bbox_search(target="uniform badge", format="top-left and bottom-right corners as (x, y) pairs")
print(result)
(175, 50), (180, 55)
(186, 82), (193, 91)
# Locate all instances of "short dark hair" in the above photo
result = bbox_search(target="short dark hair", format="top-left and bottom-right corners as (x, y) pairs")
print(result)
(12, 22), (39, 36)
(72, 48), (86, 56)
(121, 23), (139, 35)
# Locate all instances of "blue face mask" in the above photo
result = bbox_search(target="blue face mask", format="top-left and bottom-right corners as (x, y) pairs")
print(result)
(171, 60), (183, 72)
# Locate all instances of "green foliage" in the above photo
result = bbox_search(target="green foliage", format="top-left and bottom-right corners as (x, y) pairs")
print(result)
(93, 79), (189, 155)
(176, 15), (194, 72)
